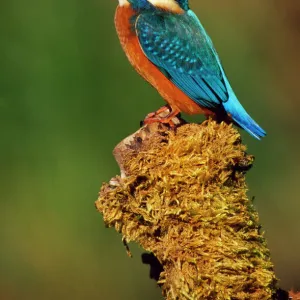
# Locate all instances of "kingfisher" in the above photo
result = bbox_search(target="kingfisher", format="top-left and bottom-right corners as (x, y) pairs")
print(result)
(115, 0), (266, 139)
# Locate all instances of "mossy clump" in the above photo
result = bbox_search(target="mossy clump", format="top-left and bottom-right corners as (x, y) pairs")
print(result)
(96, 120), (277, 300)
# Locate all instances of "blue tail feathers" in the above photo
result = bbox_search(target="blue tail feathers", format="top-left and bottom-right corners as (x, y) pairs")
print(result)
(223, 92), (266, 140)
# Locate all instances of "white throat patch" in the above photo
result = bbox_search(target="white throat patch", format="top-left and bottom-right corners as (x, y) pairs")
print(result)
(147, 0), (183, 13)
(118, 0), (130, 6)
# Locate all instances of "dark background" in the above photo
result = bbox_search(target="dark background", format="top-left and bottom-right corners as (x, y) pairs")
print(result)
(1, 0), (299, 299)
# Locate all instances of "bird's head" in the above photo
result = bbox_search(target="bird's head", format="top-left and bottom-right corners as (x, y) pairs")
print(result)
(118, 0), (189, 13)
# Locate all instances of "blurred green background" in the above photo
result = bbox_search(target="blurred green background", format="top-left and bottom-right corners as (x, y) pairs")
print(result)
(1, 0), (299, 299)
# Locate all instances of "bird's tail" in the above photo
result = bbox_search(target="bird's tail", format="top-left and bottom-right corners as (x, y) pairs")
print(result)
(223, 92), (266, 140)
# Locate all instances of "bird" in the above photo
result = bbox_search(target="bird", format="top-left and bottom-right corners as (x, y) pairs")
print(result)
(114, 0), (266, 139)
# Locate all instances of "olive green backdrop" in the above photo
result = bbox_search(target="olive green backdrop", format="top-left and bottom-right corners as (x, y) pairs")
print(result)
(1, 0), (299, 299)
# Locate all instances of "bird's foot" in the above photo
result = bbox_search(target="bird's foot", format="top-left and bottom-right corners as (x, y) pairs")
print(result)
(143, 105), (181, 127)
(144, 105), (171, 120)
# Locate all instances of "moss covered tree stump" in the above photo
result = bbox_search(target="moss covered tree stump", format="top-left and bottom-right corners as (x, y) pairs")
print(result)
(96, 119), (278, 300)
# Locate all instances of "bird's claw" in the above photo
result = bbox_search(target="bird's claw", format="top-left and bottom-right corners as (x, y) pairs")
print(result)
(143, 105), (180, 128)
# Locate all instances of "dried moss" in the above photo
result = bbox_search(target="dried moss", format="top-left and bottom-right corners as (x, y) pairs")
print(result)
(96, 120), (277, 300)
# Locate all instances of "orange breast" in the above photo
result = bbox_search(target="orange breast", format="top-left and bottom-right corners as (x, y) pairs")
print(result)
(114, 5), (210, 116)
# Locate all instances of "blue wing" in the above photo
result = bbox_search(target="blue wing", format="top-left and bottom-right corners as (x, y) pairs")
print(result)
(134, 10), (229, 109)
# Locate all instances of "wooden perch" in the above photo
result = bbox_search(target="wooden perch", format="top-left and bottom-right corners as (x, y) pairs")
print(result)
(96, 118), (287, 299)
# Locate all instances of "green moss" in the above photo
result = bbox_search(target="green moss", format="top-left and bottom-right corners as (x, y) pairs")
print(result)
(96, 120), (277, 299)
